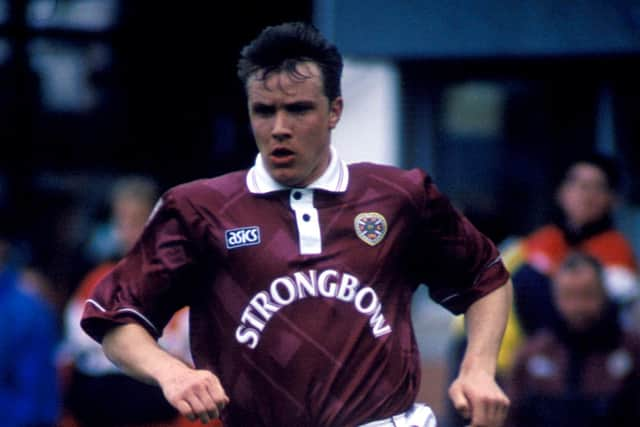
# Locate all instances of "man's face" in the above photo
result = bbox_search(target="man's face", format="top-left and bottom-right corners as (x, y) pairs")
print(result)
(557, 163), (614, 228)
(247, 62), (342, 187)
(552, 265), (606, 332)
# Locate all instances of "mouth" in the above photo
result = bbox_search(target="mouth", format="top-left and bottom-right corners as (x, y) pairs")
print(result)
(269, 147), (295, 166)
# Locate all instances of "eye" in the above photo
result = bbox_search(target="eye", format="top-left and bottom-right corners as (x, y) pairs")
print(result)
(286, 102), (314, 115)
(252, 104), (275, 117)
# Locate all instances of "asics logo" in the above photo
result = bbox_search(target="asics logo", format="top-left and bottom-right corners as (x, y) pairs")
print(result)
(225, 226), (261, 249)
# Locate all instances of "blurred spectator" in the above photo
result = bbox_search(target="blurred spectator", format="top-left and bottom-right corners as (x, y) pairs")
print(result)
(511, 153), (638, 335)
(58, 175), (195, 427)
(84, 175), (160, 264)
(442, 152), (639, 427)
(506, 252), (640, 427)
(0, 232), (60, 426)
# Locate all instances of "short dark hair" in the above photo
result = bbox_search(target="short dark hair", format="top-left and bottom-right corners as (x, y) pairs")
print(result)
(563, 152), (621, 190)
(237, 22), (343, 101)
(557, 251), (605, 286)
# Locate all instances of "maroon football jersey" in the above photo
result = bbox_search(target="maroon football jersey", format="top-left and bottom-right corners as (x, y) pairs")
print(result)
(81, 152), (509, 427)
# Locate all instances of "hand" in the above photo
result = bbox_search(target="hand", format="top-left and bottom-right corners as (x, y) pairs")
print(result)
(158, 365), (230, 424)
(448, 368), (509, 427)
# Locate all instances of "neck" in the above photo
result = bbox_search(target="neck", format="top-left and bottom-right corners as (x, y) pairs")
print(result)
(557, 214), (613, 245)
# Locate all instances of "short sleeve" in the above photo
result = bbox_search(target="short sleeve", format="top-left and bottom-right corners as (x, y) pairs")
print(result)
(411, 172), (510, 314)
(81, 190), (201, 342)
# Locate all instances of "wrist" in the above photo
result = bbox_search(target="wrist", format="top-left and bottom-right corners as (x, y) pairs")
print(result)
(459, 353), (497, 377)
(148, 352), (191, 386)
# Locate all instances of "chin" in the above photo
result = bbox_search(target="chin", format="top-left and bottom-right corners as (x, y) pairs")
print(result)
(273, 173), (301, 187)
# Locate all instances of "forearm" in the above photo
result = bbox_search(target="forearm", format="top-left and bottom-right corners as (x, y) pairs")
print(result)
(461, 279), (513, 376)
(103, 323), (229, 423)
(103, 323), (191, 386)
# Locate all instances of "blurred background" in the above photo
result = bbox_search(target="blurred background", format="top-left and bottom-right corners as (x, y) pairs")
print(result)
(0, 0), (314, 302)
(0, 0), (639, 423)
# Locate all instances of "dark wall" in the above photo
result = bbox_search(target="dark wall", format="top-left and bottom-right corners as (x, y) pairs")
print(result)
(0, 1), (312, 296)
(317, 0), (640, 58)
(2, 2), (312, 185)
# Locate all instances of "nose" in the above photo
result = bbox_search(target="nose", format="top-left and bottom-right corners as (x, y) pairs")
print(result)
(272, 111), (291, 141)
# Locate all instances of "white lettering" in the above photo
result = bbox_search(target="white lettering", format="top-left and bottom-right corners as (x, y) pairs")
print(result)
(369, 304), (392, 337)
(246, 228), (259, 242)
(235, 269), (392, 349)
(250, 291), (280, 322)
(241, 308), (266, 331)
(225, 227), (261, 249)
(294, 270), (318, 298)
(228, 232), (240, 246)
(318, 269), (338, 297)
(337, 273), (360, 302)
(235, 325), (259, 349)
(270, 277), (296, 305)
(355, 287), (378, 314)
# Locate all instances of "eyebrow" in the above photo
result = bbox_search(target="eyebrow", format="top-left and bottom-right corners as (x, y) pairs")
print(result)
(250, 100), (316, 110)
(285, 100), (315, 109)
(251, 102), (274, 110)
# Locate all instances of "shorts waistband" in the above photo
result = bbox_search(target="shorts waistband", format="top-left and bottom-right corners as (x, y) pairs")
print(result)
(358, 412), (406, 427)
(357, 403), (436, 427)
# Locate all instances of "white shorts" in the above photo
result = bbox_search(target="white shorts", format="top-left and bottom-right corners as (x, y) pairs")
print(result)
(358, 403), (437, 427)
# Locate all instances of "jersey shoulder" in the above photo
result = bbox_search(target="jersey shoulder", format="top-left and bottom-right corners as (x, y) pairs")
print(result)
(165, 170), (248, 204)
(347, 162), (438, 213)
(348, 162), (429, 194)
(150, 170), (251, 225)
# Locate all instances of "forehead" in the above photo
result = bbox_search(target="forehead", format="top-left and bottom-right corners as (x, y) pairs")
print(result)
(247, 62), (325, 102)
(566, 163), (608, 183)
(554, 265), (601, 293)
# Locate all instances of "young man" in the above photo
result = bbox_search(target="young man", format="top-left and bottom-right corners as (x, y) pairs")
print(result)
(81, 22), (512, 427)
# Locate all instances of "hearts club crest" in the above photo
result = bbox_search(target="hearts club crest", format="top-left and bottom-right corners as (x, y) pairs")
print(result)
(354, 212), (387, 246)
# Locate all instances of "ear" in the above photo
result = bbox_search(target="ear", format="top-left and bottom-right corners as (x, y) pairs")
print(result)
(328, 96), (343, 130)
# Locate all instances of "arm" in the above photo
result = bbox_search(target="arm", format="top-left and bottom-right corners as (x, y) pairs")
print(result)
(449, 279), (512, 427)
(103, 323), (229, 424)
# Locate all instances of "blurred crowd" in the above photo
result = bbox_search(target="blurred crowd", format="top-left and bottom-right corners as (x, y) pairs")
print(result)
(0, 175), (202, 427)
(1, 152), (639, 427)
(443, 152), (640, 427)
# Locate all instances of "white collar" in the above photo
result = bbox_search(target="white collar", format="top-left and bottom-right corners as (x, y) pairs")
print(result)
(246, 146), (349, 194)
